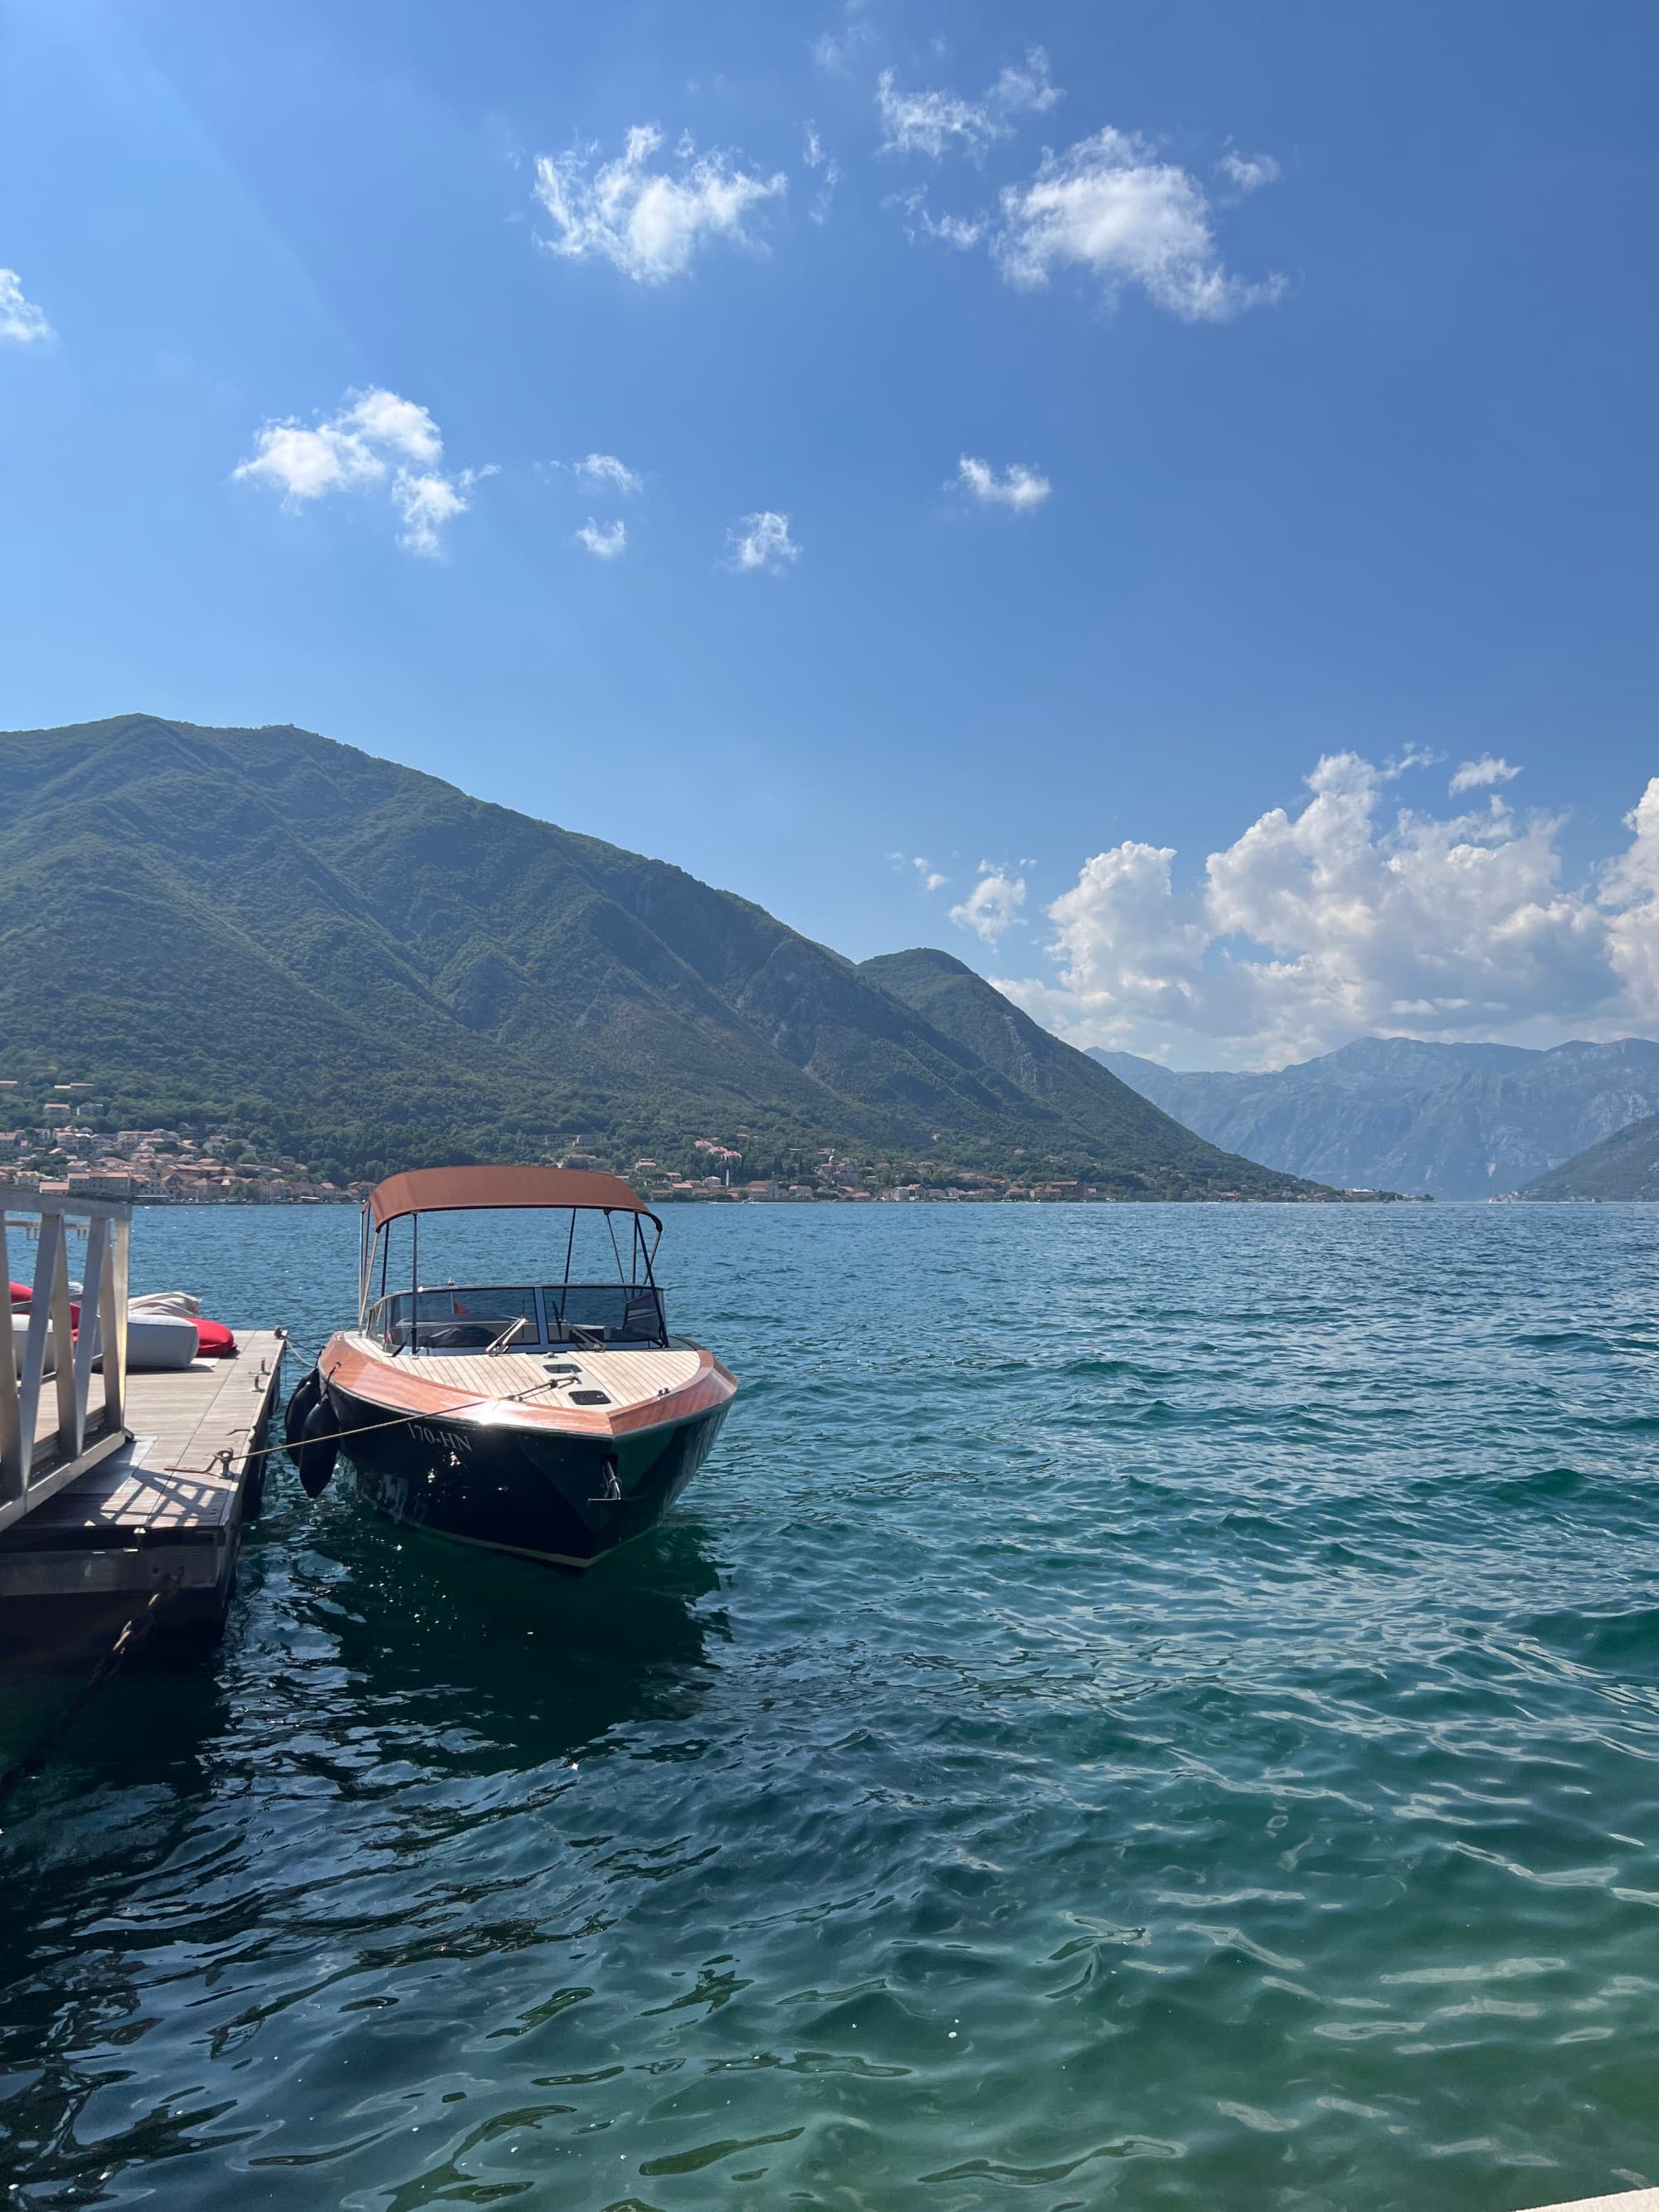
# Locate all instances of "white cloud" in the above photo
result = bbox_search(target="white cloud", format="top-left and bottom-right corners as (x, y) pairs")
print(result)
(1388, 744), (1440, 777)
(803, 124), (842, 222)
(393, 467), (491, 557)
(951, 869), (1027, 945)
(894, 853), (949, 892)
(342, 387), (443, 464)
(234, 386), (487, 557)
(574, 518), (627, 560)
(533, 125), (786, 284)
(888, 191), (986, 248)
(571, 452), (643, 496)
(956, 455), (1051, 511)
(236, 389), (441, 498)
(994, 753), (1643, 1065)
(991, 51), (1064, 121)
(812, 7), (874, 75)
(725, 511), (799, 573)
(1217, 149), (1282, 195)
(877, 48), (1060, 160)
(878, 72), (995, 161)
(0, 268), (51, 343)
(1449, 755), (1521, 795)
(995, 128), (1285, 320)
(1603, 780), (1659, 1022)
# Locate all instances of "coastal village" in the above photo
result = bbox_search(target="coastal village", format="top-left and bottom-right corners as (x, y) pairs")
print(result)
(0, 1082), (1369, 1206)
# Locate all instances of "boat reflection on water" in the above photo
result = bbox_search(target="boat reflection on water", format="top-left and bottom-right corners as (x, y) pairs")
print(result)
(302, 1505), (730, 1770)
(0, 1497), (732, 2208)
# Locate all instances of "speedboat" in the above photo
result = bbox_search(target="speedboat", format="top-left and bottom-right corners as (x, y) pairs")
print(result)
(285, 1166), (738, 1569)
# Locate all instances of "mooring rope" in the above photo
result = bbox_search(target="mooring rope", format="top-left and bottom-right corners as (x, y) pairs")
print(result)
(161, 1369), (589, 1479)
(0, 1375), (588, 1806)
(0, 1357), (664, 1809)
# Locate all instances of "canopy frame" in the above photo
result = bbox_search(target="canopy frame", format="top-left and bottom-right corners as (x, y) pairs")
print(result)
(366, 1165), (659, 1230)
(357, 1167), (664, 1331)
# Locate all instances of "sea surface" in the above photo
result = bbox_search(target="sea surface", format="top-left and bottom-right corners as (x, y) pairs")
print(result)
(3, 1201), (1659, 2212)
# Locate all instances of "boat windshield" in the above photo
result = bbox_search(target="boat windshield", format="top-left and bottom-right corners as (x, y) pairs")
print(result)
(368, 1283), (668, 1354)
(543, 1285), (666, 1347)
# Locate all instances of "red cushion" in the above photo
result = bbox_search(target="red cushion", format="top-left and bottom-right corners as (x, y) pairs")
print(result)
(8, 1286), (236, 1358)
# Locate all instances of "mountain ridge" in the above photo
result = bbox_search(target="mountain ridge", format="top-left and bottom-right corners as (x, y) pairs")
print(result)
(1092, 1037), (1659, 1197)
(0, 715), (1319, 1198)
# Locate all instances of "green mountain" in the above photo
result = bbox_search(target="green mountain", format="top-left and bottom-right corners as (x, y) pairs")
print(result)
(858, 948), (1275, 1194)
(0, 714), (1319, 1197)
(1520, 1111), (1659, 1199)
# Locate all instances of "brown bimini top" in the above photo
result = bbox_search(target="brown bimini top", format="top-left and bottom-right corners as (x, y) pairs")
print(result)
(367, 1165), (659, 1228)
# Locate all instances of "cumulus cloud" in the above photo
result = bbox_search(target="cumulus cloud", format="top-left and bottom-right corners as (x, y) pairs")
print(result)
(956, 455), (1051, 511)
(995, 128), (1284, 320)
(234, 386), (488, 557)
(725, 510), (800, 573)
(1449, 755), (1521, 795)
(572, 452), (643, 495)
(1602, 781), (1659, 1022)
(574, 518), (627, 560)
(877, 48), (1060, 160)
(392, 469), (485, 557)
(0, 268), (51, 343)
(951, 868), (1027, 945)
(994, 752), (1656, 1065)
(533, 125), (786, 284)
(1217, 149), (1282, 194)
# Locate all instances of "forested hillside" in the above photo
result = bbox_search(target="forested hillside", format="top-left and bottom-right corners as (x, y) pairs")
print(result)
(0, 716), (1319, 1198)
(1520, 1113), (1659, 1200)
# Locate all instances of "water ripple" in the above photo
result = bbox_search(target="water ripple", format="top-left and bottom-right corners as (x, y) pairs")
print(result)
(3, 1203), (1659, 2209)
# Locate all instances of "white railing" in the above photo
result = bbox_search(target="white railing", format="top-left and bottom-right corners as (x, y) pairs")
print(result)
(0, 1194), (131, 1535)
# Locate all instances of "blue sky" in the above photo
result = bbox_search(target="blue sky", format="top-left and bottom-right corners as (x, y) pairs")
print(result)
(2, 0), (1657, 1066)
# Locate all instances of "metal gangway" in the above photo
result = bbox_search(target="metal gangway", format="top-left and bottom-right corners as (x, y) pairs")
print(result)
(0, 1194), (131, 1536)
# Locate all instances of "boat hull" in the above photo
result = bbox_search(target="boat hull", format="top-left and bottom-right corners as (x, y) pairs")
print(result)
(320, 1373), (732, 1572)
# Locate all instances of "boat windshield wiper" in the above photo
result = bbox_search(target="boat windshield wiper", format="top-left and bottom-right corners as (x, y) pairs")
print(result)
(485, 1315), (533, 1356)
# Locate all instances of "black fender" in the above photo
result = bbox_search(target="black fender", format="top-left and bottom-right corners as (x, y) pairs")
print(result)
(284, 1368), (322, 1453)
(284, 1368), (340, 1498)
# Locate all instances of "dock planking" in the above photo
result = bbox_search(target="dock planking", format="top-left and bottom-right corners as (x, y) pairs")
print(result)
(1, 1331), (286, 1606)
(1520, 2195), (1659, 2212)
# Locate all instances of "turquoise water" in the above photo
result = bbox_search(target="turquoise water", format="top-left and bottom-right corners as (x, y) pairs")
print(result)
(3, 1202), (1659, 2210)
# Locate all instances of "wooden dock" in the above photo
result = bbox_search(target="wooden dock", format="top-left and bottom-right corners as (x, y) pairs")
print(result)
(2, 1194), (287, 1644)
(0, 1331), (286, 1607)
(1523, 2193), (1659, 2211)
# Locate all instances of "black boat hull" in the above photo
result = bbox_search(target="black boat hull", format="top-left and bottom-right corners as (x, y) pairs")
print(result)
(322, 1375), (732, 1571)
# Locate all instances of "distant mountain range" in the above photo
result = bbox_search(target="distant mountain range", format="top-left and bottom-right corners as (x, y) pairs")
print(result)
(0, 716), (1316, 1199)
(1092, 1036), (1659, 1198)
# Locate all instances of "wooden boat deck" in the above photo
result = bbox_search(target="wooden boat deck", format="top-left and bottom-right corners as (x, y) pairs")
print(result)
(1, 1331), (286, 1599)
(342, 1335), (703, 1411)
